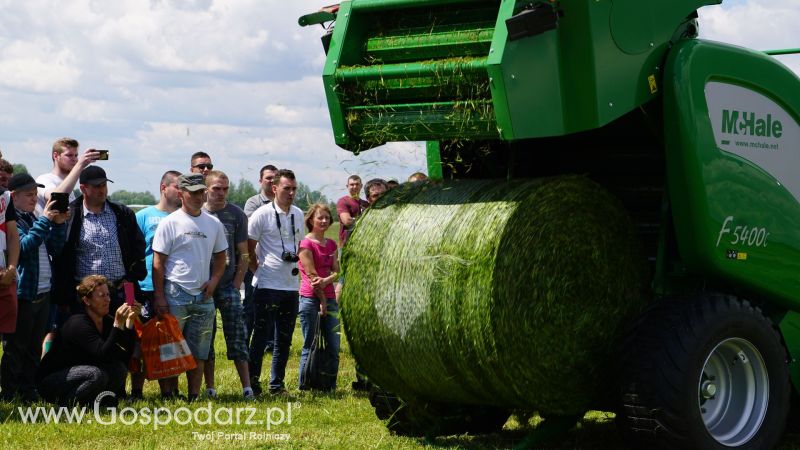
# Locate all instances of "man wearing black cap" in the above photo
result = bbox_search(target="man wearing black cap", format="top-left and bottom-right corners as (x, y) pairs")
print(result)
(51, 166), (146, 323)
(0, 174), (67, 402)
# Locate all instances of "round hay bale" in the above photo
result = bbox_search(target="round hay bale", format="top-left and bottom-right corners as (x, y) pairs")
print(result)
(341, 176), (649, 415)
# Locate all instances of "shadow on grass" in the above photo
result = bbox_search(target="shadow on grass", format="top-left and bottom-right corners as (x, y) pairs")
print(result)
(415, 412), (627, 450)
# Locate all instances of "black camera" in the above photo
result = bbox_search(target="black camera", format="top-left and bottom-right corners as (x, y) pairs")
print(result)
(281, 251), (299, 263)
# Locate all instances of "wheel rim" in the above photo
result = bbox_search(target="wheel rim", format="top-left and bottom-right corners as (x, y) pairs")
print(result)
(698, 337), (769, 446)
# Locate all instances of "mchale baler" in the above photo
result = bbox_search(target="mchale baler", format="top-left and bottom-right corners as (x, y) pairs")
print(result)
(301, 1), (800, 448)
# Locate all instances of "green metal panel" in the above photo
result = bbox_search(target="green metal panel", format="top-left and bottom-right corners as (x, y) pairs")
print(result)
(322, 1), (359, 148)
(664, 39), (800, 308)
(496, 0), (720, 138)
(316, 0), (721, 152)
(779, 311), (800, 395)
(487, 0), (564, 139)
(426, 141), (444, 180)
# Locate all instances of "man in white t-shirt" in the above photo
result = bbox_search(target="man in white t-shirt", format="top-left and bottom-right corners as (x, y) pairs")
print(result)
(35, 137), (101, 216)
(152, 173), (227, 401)
(247, 168), (303, 396)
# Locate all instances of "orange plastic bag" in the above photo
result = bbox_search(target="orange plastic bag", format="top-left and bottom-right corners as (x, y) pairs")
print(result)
(139, 313), (197, 380)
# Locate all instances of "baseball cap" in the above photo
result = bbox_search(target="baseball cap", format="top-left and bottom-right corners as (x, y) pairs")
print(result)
(177, 173), (207, 192)
(79, 166), (114, 186)
(8, 173), (45, 192)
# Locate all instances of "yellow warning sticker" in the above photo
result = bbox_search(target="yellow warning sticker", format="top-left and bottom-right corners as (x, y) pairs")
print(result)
(648, 75), (658, 94)
(737, 252), (748, 261)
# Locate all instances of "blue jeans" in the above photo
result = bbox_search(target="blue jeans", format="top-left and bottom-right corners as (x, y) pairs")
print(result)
(248, 289), (298, 391)
(242, 270), (256, 344)
(166, 280), (215, 360)
(298, 297), (340, 389)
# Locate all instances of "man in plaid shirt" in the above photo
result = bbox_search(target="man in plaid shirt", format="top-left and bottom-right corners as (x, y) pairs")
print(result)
(51, 166), (146, 323)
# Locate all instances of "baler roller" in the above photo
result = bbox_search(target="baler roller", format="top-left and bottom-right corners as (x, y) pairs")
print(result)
(335, 58), (487, 82)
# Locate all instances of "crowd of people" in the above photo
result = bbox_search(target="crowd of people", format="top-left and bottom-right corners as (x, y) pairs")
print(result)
(0, 138), (425, 405)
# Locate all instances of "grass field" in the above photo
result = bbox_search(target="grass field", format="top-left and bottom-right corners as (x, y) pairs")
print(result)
(5, 323), (800, 449)
(3, 221), (800, 448)
(0, 320), (626, 449)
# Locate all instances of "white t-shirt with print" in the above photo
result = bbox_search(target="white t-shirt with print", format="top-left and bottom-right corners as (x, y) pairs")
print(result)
(152, 209), (228, 295)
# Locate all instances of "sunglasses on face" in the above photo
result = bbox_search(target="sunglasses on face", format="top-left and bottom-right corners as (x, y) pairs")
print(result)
(193, 163), (213, 170)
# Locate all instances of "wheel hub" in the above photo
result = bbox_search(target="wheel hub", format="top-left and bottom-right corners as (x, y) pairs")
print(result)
(700, 380), (717, 399)
(698, 337), (769, 447)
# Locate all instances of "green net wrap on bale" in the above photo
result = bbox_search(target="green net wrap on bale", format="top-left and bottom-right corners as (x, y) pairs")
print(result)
(341, 176), (649, 415)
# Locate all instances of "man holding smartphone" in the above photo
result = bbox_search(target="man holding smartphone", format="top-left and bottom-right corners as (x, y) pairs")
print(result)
(35, 138), (102, 217)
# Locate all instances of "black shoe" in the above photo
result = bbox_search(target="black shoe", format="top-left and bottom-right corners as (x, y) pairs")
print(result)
(129, 390), (144, 401)
(97, 393), (119, 408)
(250, 378), (263, 395)
(268, 387), (294, 399)
(268, 387), (285, 396)
(20, 390), (40, 404)
(160, 391), (187, 402)
(352, 380), (370, 392)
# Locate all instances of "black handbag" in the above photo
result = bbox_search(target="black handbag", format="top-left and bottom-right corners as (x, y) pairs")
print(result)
(301, 313), (336, 390)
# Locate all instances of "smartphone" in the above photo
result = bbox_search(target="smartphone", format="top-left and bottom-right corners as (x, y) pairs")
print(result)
(96, 150), (109, 160)
(50, 192), (69, 213)
(123, 281), (135, 306)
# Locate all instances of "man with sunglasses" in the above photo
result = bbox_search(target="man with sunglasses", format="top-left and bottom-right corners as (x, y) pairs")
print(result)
(247, 169), (303, 396)
(189, 152), (214, 179)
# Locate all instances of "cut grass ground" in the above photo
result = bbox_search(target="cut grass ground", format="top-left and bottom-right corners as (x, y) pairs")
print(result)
(6, 321), (800, 449)
(0, 320), (622, 449)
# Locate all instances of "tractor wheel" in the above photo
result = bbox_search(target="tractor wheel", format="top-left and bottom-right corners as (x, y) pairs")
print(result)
(617, 294), (790, 449)
(369, 385), (510, 437)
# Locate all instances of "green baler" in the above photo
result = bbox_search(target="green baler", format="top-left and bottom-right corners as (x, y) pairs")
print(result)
(302, 1), (800, 448)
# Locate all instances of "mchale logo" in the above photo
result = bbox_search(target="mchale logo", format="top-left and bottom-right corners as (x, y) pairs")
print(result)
(722, 109), (783, 138)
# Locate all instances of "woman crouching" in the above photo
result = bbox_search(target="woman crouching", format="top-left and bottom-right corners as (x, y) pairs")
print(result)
(36, 275), (140, 406)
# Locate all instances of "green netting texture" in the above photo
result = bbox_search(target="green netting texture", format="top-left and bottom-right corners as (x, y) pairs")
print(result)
(341, 176), (648, 415)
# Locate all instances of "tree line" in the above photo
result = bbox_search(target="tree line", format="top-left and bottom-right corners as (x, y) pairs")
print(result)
(12, 164), (334, 218)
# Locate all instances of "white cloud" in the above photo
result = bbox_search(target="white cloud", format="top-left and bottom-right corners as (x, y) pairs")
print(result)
(60, 97), (112, 122)
(0, 39), (81, 93)
(700, 1), (800, 75)
(700, 0), (800, 51)
(0, 0), (796, 205)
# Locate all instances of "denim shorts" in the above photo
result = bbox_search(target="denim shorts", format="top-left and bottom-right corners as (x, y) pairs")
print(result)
(166, 280), (215, 360)
(208, 283), (249, 361)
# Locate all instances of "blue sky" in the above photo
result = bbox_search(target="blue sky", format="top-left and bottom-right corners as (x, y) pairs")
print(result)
(0, 0), (796, 202)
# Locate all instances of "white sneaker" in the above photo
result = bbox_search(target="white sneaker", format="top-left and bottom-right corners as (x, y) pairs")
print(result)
(205, 388), (218, 399)
(243, 387), (255, 401)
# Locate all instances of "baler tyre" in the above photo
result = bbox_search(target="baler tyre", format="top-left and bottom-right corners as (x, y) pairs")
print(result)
(617, 294), (790, 449)
(369, 385), (509, 436)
